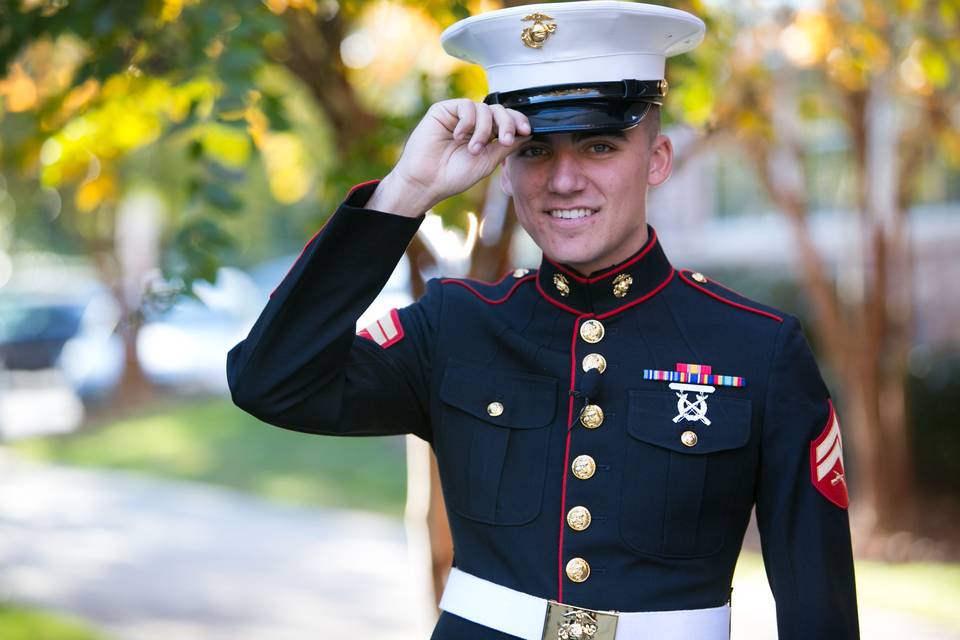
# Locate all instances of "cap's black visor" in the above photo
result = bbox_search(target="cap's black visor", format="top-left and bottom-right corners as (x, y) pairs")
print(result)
(484, 79), (666, 134)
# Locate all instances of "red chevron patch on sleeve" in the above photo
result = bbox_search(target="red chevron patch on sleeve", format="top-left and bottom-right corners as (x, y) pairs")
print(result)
(358, 309), (405, 349)
(810, 401), (850, 509)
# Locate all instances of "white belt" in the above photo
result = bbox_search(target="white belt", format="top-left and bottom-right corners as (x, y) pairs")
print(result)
(439, 567), (730, 640)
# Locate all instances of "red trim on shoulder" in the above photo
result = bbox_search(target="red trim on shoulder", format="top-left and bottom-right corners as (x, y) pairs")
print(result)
(441, 274), (535, 305)
(678, 270), (783, 322)
(809, 400), (850, 509)
(547, 229), (660, 284)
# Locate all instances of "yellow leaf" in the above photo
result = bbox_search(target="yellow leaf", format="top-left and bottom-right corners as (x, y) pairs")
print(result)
(261, 132), (311, 203)
(919, 47), (951, 88)
(201, 124), (252, 168)
(0, 63), (39, 112)
(75, 174), (117, 212)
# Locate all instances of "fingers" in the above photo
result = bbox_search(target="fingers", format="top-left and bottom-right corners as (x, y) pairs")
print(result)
(447, 100), (532, 155)
(451, 100), (476, 142)
(468, 103), (494, 153)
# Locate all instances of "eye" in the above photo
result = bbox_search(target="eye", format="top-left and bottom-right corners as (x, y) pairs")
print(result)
(517, 145), (549, 158)
(588, 142), (614, 153)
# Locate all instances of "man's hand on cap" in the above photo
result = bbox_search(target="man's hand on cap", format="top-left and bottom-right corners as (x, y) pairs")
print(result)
(367, 99), (530, 218)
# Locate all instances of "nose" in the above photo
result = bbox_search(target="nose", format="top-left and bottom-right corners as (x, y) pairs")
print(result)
(547, 149), (586, 195)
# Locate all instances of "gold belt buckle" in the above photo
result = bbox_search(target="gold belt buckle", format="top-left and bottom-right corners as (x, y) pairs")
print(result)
(542, 600), (619, 640)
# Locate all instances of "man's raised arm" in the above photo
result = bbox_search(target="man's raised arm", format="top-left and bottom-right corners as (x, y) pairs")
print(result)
(226, 100), (529, 439)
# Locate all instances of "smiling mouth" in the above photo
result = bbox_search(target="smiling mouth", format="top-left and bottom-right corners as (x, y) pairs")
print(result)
(548, 208), (598, 220)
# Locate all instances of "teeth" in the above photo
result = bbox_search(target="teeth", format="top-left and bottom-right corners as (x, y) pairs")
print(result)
(549, 208), (596, 219)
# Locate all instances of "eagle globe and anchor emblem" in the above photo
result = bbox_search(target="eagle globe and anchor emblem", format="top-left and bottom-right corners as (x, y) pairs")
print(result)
(521, 12), (558, 48)
(556, 608), (599, 639)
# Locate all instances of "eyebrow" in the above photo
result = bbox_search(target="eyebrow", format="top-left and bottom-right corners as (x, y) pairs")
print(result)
(529, 130), (628, 144)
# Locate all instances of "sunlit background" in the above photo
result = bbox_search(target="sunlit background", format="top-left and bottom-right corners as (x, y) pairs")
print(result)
(1, 0), (958, 638)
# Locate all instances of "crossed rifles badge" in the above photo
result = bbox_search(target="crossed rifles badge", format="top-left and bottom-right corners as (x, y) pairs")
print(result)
(643, 363), (747, 426)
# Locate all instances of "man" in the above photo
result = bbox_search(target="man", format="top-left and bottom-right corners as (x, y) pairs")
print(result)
(227, 2), (859, 638)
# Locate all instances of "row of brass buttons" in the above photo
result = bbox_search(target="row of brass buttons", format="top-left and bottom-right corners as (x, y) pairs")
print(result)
(565, 321), (608, 583)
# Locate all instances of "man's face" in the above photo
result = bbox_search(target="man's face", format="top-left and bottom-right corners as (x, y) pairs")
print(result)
(500, 121), (672, 276)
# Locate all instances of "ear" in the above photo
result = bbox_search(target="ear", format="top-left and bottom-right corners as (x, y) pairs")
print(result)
(647, 134), (673, 187)
(499, 161), (514, 197)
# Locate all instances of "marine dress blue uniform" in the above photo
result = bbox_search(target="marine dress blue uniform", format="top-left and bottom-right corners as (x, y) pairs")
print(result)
(226, 181), (860, 639)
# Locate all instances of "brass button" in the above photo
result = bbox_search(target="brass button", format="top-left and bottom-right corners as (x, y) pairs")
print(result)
(579, 404), (604, 429)
(566, 506), (592, 531)
(553, 273), (570, 297)
(581, 353), (607, 374)
(612, 273), (633, 298)
(565, 557), (590, 583)
(571, 455), (597, 480)
(513, 268), (530, 278)
(487, 402), (504, 417)
(681, 430), (698, 447)
(579, 320), (605, 344)
(691, 272), (707, 284)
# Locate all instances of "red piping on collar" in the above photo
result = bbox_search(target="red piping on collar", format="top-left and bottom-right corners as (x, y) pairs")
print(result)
(441, 274), (536, 305)
(269, 179), (381, 299)
(678, 270), (784, 323)
(546, 228), (660, 284)
(536, 268), (675, 318)
(536, 277), (595, 316)
(595, 268), (675, 319)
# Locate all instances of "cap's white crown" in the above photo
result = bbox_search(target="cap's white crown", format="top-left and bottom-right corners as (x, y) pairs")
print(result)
(441, 1), (705, 94)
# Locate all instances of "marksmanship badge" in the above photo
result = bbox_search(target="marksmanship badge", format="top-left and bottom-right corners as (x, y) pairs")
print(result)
(643, 363), (747, 426)
(669, 382), (715, 425)
(521, 13), (557, 49)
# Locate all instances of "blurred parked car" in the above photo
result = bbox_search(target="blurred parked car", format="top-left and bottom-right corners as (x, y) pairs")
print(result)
(136, 253), (413, 393)
(0, 280), (124, 400)
(0, 270), (124, 439)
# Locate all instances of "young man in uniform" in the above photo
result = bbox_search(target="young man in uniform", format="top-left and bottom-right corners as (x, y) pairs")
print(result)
(227, 2), (859, 638)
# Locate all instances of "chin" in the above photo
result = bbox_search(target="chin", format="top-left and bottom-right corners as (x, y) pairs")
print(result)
(543, 245), (599, 270)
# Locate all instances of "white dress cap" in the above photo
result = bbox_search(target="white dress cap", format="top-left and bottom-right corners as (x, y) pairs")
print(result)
(440, 1), (706, 94)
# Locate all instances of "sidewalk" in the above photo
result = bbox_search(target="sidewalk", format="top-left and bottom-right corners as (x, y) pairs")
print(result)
(0, 449), (434, 640)
(1, 449), (957, 639)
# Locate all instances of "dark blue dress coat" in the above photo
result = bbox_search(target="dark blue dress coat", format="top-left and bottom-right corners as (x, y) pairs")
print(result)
(227, 182), (859, 639)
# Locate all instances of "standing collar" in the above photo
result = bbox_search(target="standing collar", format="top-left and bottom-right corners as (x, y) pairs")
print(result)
(535, 226), (674, 317)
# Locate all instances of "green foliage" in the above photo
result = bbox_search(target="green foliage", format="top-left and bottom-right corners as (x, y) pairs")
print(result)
(14, 397), (409, 515)
(0, 604), (103, 640)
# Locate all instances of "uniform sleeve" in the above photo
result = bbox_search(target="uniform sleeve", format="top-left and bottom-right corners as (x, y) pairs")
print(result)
(226, 182), (441, 443)
(755, 316), (859, 639)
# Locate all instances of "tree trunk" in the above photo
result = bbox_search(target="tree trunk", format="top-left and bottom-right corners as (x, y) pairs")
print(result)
(90, 250), (156, 418)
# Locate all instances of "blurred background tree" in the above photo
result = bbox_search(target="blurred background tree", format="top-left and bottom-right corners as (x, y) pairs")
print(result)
(666, 0), (960, 533)
(1, 0), (957, 542)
